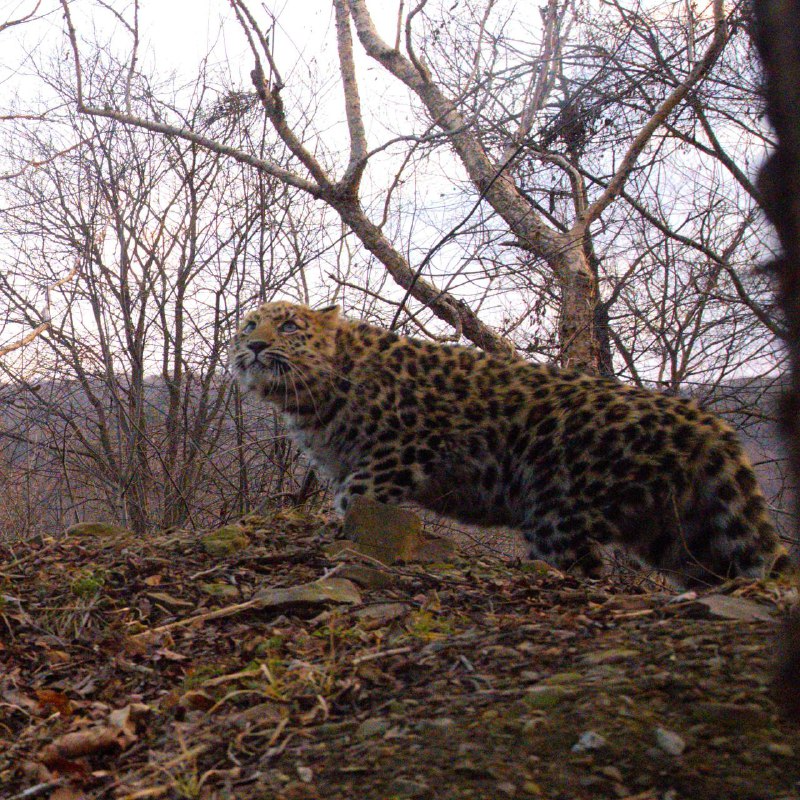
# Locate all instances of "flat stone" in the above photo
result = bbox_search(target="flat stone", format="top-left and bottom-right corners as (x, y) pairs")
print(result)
(252, 578), (361, 610)
(354, 602), (409, 625)
(582, 648), (640, 665)
(526, 686), (573, 709)
(337, 564), (396, 589)
(684, 594), (775, 623)
(356, 716), (390, 739)
(145, 592), (194, 609)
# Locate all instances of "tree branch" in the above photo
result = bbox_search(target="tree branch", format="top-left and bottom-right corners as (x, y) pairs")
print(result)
(333, 0), (368, 193)
(581, 0), (729, 226)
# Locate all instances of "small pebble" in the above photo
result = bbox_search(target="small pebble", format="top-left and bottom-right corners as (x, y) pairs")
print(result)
(572, 730), (607, 752)
(597, 765), (624, 782)
(356, 717), (389, 739)
(655, 727), (686, 756)
(296, 766), (313, 783)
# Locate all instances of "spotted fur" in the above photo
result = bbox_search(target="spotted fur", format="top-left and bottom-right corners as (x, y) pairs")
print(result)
(229, 301), (789, 586)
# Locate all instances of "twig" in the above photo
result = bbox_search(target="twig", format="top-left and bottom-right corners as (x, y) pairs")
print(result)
(7, 782), (65, 800)
(352, 646), (412, 665)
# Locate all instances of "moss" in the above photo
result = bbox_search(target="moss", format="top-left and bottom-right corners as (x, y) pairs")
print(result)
(200, 526), (250, 557)
(70, 569), (106, 598)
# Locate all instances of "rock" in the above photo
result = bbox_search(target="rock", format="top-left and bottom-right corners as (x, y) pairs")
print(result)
(356, 717), (390, 739)
(252, 578), (361, 610)
(296, 765), (313, 783)
(343, 497), (423, 564)
(145, 591), (194, 610)
(525, 686), (572, 709)
(571, 731), (607, 752)
(201, 526), (250, 557)
(654, 727), (686, 756)
(66, 521), (132, 538)
(766, 742), (794, 757)
(597, 765), (624, 782)
(354, 602), (409, 626)
(683, 594), (775, 623)
(497, 781), (517, 797)
(582, 648), (640, 665)
(416, 717), (457, 732)
(337, 564), (396, 589)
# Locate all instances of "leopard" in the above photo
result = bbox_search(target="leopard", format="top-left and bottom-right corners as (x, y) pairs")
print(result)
(228, 300), (790, 587)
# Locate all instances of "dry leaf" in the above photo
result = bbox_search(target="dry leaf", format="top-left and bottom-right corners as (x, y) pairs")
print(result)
(40, 727), (125, 765)
(36, 688), (73, 716)
(39, 704), (145, 766)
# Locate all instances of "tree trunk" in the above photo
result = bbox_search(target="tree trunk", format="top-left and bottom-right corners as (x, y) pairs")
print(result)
(553, 244), (599, 373)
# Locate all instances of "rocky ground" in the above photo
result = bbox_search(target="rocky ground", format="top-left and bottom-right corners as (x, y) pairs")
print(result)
(1, 507), (799, 800)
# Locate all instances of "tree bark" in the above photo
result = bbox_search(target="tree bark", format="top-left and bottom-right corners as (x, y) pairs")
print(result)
(754, 0), (800, 530)
(754, 0), (800, 723)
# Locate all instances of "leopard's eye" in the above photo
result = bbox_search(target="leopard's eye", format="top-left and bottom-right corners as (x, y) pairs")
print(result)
(242, 321), (257, 334)
(279, 320), (299, 334)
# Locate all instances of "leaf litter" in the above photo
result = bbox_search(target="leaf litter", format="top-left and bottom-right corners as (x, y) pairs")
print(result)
(1, 511), (798, 799)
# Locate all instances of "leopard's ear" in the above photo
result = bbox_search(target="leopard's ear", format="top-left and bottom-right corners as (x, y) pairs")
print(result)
(315, 304), (341, 324)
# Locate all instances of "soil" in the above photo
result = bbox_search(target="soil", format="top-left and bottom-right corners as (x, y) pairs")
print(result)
(1, 511), (798, 800)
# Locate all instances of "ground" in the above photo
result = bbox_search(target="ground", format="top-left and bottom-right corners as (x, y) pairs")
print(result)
(1, 511), (798, 800)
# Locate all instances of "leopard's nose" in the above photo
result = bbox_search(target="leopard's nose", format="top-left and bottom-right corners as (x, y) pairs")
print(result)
(247, 341), (268, 355)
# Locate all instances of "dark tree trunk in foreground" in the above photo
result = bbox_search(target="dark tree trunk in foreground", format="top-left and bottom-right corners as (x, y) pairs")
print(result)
(754, 0), (800, 722)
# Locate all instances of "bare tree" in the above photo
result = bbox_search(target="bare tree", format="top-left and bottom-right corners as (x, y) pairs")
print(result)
(1, 0), (791, 537)
(57, 0), (747, 375)
(0, 46), (331, 534)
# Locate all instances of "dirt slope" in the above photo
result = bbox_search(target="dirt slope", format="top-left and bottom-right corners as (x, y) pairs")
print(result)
(1, 512), (798, 800)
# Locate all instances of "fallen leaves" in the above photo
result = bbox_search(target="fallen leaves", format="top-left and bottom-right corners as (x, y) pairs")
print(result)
(1, 513), (798, 800)
(30, 702), (149, 793)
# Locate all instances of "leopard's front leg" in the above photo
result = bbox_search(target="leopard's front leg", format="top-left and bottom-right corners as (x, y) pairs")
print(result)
(333, 457), (419, 515)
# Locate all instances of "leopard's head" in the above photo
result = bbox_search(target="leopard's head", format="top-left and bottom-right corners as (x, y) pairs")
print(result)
(228, 301), (341, 404)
